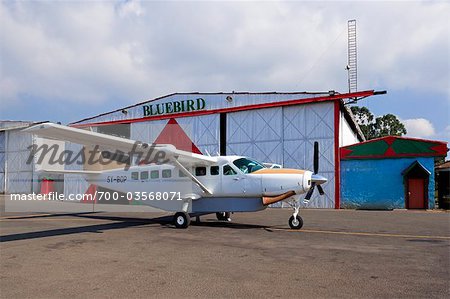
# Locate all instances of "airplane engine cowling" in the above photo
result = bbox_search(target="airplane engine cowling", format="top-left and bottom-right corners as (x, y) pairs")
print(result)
(259, 169), (311, 196)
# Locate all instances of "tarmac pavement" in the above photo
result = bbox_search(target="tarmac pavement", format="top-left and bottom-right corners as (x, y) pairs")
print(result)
(1, 195), (449, 298)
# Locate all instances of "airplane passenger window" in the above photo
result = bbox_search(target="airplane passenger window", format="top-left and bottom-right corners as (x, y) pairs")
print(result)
(150, 170), (159, 179)
(162, 169), (171, 178)
(210, 166), (219, 175)
(131, 172), (139, 180)
(195, 167), (206, 176)
(140, 171), (149, 180)
(223, 165), (237, 175)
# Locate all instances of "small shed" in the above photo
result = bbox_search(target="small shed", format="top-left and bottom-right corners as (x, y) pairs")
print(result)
(340, 136), (448, 209)
(436, 161), (450, 209)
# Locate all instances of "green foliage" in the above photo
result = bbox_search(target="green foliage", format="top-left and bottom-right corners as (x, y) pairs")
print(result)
(350, 106), (407, 140)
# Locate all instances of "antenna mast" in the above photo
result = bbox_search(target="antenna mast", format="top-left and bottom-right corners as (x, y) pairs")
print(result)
(347, 20), (357, 94)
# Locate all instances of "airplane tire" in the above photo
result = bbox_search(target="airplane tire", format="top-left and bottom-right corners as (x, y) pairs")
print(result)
(289, 215), (303, 230)
(174, 212), (190, 229)
(216, 212), (231, 221)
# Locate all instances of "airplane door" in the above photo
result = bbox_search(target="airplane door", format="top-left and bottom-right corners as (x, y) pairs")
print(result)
(221, 164), (246, 196)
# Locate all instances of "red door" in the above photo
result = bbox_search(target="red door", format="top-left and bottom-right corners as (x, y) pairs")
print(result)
(408, 178), (425, 209)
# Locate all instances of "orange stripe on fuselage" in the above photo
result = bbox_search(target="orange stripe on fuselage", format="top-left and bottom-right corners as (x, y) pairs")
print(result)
(252, 168), (306, 175)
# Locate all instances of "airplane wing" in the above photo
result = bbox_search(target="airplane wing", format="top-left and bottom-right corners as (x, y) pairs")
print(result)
(24, 122), (218, 166)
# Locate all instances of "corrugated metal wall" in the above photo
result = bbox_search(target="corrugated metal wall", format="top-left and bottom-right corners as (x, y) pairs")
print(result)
(5, 131), (34, 193)
(0, 132), (5, 193)
(131, 119), (167, 143)
(63, 142), (90, 199)
(226, 102), (335, 208)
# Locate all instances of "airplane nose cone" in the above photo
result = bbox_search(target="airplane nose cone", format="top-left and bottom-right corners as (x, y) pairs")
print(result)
(311, 174), (327, 185)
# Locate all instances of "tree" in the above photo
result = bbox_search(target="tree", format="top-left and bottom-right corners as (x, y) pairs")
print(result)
(373, 114), (407, 137)
(350, 106), (375, 139)
(350, 106), (407, 140)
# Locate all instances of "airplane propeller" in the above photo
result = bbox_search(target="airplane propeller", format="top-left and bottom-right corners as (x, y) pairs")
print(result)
(304, 141), (327, 201)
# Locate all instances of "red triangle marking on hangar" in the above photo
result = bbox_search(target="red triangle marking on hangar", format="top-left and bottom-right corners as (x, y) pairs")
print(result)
(154, 118), (202, 154)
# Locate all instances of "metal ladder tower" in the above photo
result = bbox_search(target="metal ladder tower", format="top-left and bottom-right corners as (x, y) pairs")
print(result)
(347, 20), (357, 93)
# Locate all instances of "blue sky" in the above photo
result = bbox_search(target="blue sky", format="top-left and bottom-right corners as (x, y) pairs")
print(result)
(1, 1), (449, 144)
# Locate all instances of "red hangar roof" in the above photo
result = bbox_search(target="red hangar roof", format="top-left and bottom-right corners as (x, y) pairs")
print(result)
(340, 136), (448, 160)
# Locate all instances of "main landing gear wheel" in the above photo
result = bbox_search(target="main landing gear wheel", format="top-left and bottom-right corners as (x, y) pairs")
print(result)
(216, 212), (231, 221)
(174, 212), (190, 229)
(289, 215), (303, 230)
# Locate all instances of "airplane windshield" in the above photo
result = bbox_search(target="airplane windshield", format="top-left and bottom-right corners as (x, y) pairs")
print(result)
(232, 158), (265, 174)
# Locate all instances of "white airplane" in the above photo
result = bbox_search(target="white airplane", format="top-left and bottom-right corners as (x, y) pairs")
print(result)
(24, 123), (327, 229)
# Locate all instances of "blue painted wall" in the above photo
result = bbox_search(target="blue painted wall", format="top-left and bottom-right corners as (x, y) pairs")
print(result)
(341, 157), (435, 209)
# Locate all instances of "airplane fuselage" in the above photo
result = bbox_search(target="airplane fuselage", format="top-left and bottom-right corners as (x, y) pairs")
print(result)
(90, 156), (311, 196)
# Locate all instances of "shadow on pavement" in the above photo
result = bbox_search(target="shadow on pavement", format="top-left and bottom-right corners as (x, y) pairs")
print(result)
(0, 214), (270, 243)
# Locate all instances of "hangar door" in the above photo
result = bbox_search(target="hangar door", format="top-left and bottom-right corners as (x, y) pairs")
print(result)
(226, 103), (335, 208)
(282, 103), (335, 208)
(227, 107), (283, 164)
(177, 114), (220, 155)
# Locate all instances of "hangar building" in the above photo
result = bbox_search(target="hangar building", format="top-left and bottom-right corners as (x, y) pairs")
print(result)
(66, 90), (377, 209)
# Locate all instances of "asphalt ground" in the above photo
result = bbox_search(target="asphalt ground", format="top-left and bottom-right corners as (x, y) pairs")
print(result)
(0, 195), (449, 298)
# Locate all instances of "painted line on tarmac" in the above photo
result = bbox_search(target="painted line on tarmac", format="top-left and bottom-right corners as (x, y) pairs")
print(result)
(270, 228), (450, 240)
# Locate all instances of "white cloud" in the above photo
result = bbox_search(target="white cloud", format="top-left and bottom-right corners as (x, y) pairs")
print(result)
(403, 118), (436, 138)
(0, 1), (449, 122)
(118, 0), (143, 18)
(434, 125), (450, 141)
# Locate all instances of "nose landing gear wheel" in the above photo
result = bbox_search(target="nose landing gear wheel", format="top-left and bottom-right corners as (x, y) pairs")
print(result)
(289, 215), (303, 230)
(174, 212), (190, 229)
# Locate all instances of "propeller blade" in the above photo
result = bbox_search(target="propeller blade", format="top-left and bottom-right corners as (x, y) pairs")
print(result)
(313, 141), (319, 174)
(304, 183), (316, 200)
(317, 185), (325, 195)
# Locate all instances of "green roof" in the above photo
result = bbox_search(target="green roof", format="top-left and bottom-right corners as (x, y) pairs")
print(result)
(340, 136), (448, 160)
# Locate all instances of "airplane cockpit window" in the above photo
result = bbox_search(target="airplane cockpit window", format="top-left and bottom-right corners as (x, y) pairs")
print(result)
(195, 167), (206, 176)
(223, 164), (237, 175)
(179, 170), (187, 177)
(150, 170), (159, 179)
(162, 169), (171, 178)
(210, 166), (219, 175)
(232, 158), (265, 174)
